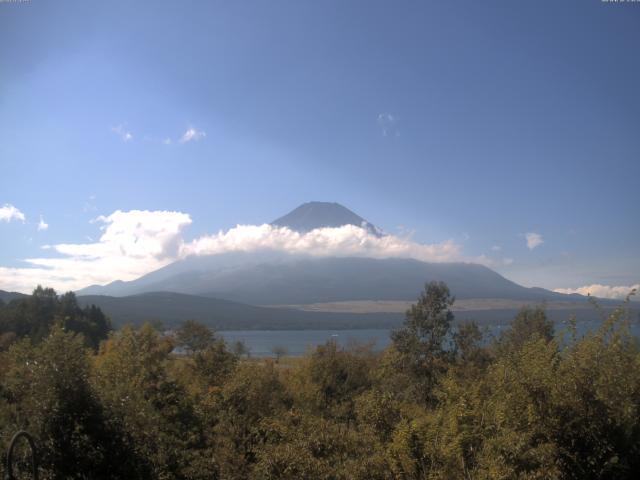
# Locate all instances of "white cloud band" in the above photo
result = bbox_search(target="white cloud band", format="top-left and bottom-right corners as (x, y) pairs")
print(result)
(554, 284), (639, 300)
(182, 223), (460, 262)
(0, 209), (462, 293)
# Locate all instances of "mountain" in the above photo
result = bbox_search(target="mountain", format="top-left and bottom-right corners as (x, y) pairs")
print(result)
(77, 202), (583, 307)
(75, 291), (623, 331)
(271, 201), (383, 236)
(0, 289), (29, 303)
(76, 292), (403, 330)
(79, 255), (572, 305)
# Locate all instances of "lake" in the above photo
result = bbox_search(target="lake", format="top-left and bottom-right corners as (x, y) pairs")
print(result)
(219, 320), (640, 357)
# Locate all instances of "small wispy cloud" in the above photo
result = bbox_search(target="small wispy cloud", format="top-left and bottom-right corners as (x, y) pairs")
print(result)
(0, 204), (26, 223)
(525, 232), (543, 250)
(111, 124), (133, 142)
(37, 215), (49, 231)
(83, 194), (97, 213)
(473, 254), (514, 268)
(179, 127), (206, 143)
(377, 113), (399, 137)
(491, 245), (502, 252)
(554, 284), (639, 300)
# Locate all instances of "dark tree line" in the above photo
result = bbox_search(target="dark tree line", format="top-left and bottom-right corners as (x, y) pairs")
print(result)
(0, 286), (112, 350)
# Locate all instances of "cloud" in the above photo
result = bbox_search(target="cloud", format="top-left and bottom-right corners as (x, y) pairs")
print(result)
(182, 224), (461, 263)
(471, 254), (514, 269)
(554, 284), (639, 300)
(377, 113), (399, 137)
(111, 124), (133, 142)
(0, 204), (26, 223)
(0, 211), (464, 293)
(525, 232), (543, 250)
(83, 195), (97, 213)
(37, 215), (48, 231)
(491, 245), (502, 252)
(179, 127), (206, 143)
(0, 210), (192, 293)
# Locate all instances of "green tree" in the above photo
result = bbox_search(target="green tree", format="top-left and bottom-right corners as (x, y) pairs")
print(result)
(57, 292), (112, 350)
(0, 287), (111, 349)
(453, 321), (490, 370)
(93, 324), (212, 479)
(0, 326), (135, 479)
(254, 410), (390, 480)
(496, 305), (554, 355)
(232, 340), (250, 358)
(175, 319), (215, 355)
(293, 340), (374, 422)
(214, 362), (291, 479)
(390, 281), (454, 404)
(191, 338), (238, 389)
(271, 345), (288, 363)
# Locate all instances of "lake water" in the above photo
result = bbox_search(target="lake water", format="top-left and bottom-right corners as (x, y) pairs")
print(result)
(219, 320), (640, 357)
(220, 329), (392, 357)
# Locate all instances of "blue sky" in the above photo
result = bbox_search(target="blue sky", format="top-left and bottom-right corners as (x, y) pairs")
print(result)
(1, 0), (639, 295)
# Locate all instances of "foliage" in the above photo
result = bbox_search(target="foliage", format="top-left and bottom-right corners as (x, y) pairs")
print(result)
(0, 326), (134, 479)
(0, 286), (111, 350)
(1, 285), (639, 479)
(93, 324), (212, 479)
(174, 319), (215, 355)
(390, 281), (455, 404)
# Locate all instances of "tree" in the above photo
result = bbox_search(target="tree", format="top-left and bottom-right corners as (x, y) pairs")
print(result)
(1, 326), (136, 479)
(192, 338), (238, 388)
(175, 320), (215, 355)
(57, 292), (112, 350)
(93, 324), (212, 478)
(294, 340), (374, 422)
(271, 345), (288, 363)
(0, 287), (111, 349)
(453, 321), (489, 369)
(496, 305), (554, 355)
(232, 340), (250, 358)
(390, 281), (454, 403)
(214, 363), (291, 478)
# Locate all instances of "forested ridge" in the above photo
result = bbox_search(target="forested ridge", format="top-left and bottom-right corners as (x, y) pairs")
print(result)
(1, 283), (639, 479)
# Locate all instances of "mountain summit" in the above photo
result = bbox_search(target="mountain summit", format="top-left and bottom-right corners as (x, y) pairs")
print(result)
(271, 201), (383, 236)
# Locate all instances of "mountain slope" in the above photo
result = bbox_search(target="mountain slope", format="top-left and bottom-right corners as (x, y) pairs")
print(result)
(76, 201), (584, 306)
(78, 255), (572, 304)
(75, 291), (624, 331)
(271, 201), (382, 236)
(0, 289), (29, 303)
(77, 292), (402, 330)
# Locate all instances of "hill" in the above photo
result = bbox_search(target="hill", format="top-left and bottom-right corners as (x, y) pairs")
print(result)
(76, 291), (403, 330)
(78, 255), (574, 305)
(75, 291), (630, 331)
(0, 289), (29, 303)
